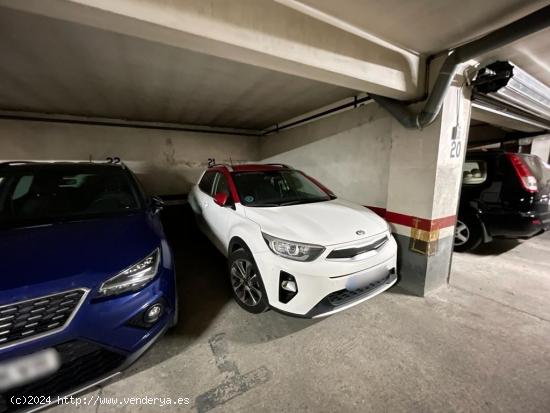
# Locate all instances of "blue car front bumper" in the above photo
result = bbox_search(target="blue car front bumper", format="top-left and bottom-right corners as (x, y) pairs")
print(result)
(0, 267), (176, 413)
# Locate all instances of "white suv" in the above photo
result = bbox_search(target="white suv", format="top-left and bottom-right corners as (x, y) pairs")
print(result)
(188, 163), (398, 318)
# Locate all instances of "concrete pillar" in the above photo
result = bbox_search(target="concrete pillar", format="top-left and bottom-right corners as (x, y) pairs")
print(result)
(530, 135), (550, 163)
(383, 80), (472, 295)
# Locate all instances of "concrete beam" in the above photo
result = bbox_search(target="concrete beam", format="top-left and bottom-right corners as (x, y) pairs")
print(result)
(0, 110), (261, 136)
(0, 0), (421, 99)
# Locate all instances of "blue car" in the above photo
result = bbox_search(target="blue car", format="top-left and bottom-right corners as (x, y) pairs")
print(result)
(0, 161), (177, 412)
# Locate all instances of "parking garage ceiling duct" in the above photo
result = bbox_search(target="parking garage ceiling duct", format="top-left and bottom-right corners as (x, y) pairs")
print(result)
(473, 61), (550, 122)
(370, 5), (550, 129)
(471, 94), (550, 132)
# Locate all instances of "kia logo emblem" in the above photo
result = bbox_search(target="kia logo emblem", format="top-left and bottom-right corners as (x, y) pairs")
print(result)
(356, 230), (365, 236)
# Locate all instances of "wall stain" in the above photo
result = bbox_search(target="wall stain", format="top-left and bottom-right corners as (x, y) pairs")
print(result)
(195, 333), (272, 413)
(163, 137), (177, 166)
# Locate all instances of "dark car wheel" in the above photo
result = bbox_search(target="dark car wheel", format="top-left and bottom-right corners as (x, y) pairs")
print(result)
(454, 214), (482, 252)
(228, 249), (269, 313)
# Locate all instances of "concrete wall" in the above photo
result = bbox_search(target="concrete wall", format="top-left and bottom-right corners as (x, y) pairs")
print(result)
(0, 119), (258, 195)
(259, 102), (392, 208)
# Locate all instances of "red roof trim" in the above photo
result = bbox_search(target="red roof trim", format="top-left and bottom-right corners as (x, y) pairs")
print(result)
(230, 164), (288, 172)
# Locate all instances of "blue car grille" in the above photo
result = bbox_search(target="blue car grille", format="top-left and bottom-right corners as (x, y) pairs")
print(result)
(0, 340), (126, 413)
(0, 289), (87, 348)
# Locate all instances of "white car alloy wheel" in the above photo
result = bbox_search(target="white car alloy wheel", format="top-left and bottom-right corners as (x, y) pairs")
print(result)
(454, 220), (470, 246)
(230, 258), (263, 307)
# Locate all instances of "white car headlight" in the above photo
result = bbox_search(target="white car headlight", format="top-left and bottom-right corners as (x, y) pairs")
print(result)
(262, 233), (325, 261)
(98, 249), (160, 296)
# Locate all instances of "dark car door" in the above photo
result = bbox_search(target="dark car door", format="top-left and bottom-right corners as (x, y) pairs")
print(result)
(460, 154), (500, 212)
(519, 154), (550, 227)
(460, 153), (514, 238)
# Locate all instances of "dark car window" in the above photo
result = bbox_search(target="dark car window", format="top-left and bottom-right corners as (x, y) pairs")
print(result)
(232, 170), (331, 207)
(212, 172), (234, 205)
(0, 165), (141, 227)
(462, 160), (487, 185)
(199, 171), (216, 196)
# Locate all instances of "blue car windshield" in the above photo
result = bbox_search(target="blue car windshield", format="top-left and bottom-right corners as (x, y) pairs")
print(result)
(0, 164), (142, 227)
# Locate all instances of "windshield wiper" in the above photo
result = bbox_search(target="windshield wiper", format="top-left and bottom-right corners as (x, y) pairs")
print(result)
(278, 200), (304, 206)
(248, 202), (282, 207)
(279, 198), (329, 206)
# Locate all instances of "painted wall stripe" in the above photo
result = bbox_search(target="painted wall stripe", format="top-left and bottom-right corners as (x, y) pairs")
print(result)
(365, 206), (456, 231)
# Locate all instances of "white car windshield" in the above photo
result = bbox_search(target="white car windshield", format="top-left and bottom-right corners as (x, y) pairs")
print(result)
(232, 170), (333, 207)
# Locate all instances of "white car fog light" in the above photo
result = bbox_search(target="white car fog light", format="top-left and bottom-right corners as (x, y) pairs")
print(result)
(279, 272), (298, 304)
(281, 280), (297, 293)
(144, 303), (164, 323)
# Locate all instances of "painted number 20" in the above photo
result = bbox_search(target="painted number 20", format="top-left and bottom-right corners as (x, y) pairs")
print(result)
(450, 140), (462, 158)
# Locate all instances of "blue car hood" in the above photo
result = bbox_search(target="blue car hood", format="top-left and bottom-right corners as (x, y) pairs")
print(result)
(0, 213), (162, 300)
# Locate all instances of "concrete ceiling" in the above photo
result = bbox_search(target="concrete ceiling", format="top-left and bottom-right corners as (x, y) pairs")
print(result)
(0, 7), (354, 131)
(0, 1), (548, 132)
(294, 0), (550, 85)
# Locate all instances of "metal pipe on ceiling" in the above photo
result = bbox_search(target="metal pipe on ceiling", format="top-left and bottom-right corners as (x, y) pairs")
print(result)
(370, 5), (550, 129)
(471, 93), (550, 132)
(262, 96), (372, 135)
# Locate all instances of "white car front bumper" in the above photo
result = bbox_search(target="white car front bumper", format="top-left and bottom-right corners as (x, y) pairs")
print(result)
(253, 233), (398, 317)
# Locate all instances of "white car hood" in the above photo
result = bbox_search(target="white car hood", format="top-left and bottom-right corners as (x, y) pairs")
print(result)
(244, 198), (388, 246)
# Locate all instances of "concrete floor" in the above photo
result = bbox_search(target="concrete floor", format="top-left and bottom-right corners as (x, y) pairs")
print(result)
(53, 208), (550, 412)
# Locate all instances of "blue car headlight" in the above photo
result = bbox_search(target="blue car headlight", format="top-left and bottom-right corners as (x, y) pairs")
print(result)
(98, 249), (160, 297)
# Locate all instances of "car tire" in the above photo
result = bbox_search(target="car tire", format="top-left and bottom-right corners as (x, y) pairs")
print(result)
(228, 248), (269, 314)
(454, 214), (482, 252)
